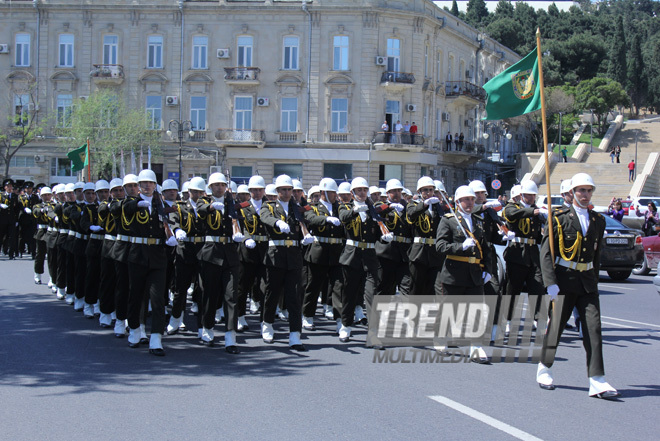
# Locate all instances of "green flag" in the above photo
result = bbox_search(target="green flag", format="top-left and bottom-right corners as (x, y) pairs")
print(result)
(483, 49), (542, 120)
(67, 143), (88, 172)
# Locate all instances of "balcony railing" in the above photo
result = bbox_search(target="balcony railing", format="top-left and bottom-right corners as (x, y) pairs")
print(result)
(223, 67), (260, 81)
(215, 128), (265, 142)
(441, 140), (486, 155)
(189, 131), (207, 142)
(445, 81), (486, 101)
(380, 71), (415, 84)
(328, 133), (348, 143)
(278, 132), (299, 142)
(90, 64), (124, 81)
(373, 131), (425, 146)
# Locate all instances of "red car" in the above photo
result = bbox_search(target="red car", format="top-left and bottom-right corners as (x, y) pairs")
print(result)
(620, 199), (633, 216)
(633, 228), (660, 275)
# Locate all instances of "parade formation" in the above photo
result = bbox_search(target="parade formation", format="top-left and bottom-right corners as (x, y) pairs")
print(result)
(0, 170), (620, 399)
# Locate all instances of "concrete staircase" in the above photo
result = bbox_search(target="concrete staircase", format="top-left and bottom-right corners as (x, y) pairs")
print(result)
(538, 118), (660, 206)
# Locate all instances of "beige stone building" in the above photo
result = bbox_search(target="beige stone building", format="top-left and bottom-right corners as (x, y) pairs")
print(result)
(0, 0), (524, 192)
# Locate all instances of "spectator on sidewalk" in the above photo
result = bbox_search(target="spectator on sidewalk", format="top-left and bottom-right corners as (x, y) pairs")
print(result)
(628, 159), (635, 182)
(609, 149), (615, 163)
(615, 145), (621, 163)
(635, 202), (659, 237)
(607, 198), (625, 222)
(561, 146), (568, 163)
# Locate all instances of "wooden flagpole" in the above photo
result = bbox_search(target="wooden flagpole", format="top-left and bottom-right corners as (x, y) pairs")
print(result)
(86, 138), (91, 182)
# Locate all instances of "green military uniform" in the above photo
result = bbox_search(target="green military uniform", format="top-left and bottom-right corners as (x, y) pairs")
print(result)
(406, 200), (446, 295)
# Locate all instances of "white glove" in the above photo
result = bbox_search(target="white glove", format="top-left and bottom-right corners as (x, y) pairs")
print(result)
(175, 229), (187, 241)
(484, 200), (502, 209)
(424, 197), (440, 206)
(301, 233), (315, 245)
(353, 204), (368, 213)
(462, 238), (476, 250)
(547, 284), (559, 301)
(244, 238), (256, 249)
(538, 208), (549, 216)
(232, 232), (245, 243)
(211, 202), (225, 211)
(482, 272), (492, 284)
(381, 232), (394, 243)
(137, 201), (150, 208)
(165, 236), (178, 247)
(326, 216), (341, 226)
(54, 216), (59, 223)
(0, 204), (8, 209)
(499, 230), (516, 241)
(276, 220), (290, 233)
(90, 225), (103, 232)
(389, 203), (404, 212)
(24, 207), (32, 214)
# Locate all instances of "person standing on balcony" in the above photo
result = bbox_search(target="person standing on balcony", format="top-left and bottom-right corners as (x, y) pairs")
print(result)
(381, 120), (389, 143)
(395, 120), (403, 144)
(445, 132), (452, 151)
(403, 121), (411, 144)
(458, 132), (465, 151)
(454, 132), (459, 150)
(410, 122), (418, 145)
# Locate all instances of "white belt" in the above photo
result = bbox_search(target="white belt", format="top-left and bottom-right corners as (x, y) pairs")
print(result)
(38, 225), (48, 230)
(67, 230), (76, 237)
(59, 228), (70, 234)
(104, 234), (116, 241)
(249, 234), (269, 242)
(205, 236), (229, 243)
(315, 236), (345, 245)
(346, 239), (375, 249)
(511, 237), (536, 245)
(182, 236), (205, 243)
(269, 239), (299, 247)
(131, 237), (162, 245)
(116, 234), (131, 242)
(413, 237), (435, 245)
(90, 233), (104, 240)
(74, 232), (88, 240)
(48, 227), (56, 232)
(393, 236), (412, 244)
(555, 257), (593, 272)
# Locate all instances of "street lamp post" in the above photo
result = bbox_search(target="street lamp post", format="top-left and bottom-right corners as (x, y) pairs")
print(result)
(558, 111), (563, 153)
(166, 120), (194, 186)
(589, 109), (594, 153)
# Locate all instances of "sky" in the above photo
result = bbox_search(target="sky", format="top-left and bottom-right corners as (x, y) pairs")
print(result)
(433, 1), (577, 13)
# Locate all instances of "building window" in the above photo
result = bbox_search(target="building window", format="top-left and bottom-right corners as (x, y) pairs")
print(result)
(100, 97), (118, 128)
(59, 34), (74, 67)
(56, 94), (73, 128)
(232, 166), (252, 179)
(323, 163), (352, 181)
(15, 33), (30, 67)
(10, 155), (36, 168)
(283, 36), (299, 70)
(333, 36), (349, 71)
(386, 38), (400, 72)
(190, 96), (207, 131)
(103, 35), (118, 65)
(147, 36), (163, 68)
(14, 94), (30, 126)
(192, 36), (208, 69)
(237, 36), (253, 67)
(234, 96), (253, 130)
(331, 98), (348, 133)
(51, 157), (74, 177)
(146, 96), (162, 130)
(280, 97), (297, 132)
(379, 164), (403, 182)
(273, 163), (302, 179)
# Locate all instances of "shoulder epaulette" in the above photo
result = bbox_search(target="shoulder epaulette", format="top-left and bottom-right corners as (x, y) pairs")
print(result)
(444, 212), (455, 218)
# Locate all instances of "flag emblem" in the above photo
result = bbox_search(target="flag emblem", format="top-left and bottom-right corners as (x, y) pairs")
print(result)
(512, 69), (535, 100)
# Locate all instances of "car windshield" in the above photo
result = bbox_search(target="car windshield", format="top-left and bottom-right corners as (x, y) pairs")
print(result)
(604, 215), (629, 230)
(621, 201), (632, 208)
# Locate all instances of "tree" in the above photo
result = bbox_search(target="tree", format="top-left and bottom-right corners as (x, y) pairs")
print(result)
(574, 77), (629, 134)
(0, 87), (43, 181)
(485, 18), (524, 54)
(57, 89), (161, 180)
(494, 0), (514, 19)
(465, 0), (490, 28)
(607, 15), (627, 87)
(450, 0), (460, 17)
(626, 33), (646, 116)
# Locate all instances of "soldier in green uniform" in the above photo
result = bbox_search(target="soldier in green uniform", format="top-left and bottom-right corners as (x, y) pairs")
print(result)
(536, 173), (620, 399)
(1, 178), (21, 259)
(18, 181), (38, 259)
(31, 186), (54, 284)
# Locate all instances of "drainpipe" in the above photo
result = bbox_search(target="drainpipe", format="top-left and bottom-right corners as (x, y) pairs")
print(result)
(302, 1), (312, 143)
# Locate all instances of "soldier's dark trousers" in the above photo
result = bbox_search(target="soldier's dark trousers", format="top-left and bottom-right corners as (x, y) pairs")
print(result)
(199, 261), (238, 332)
(341, 259), (379, 327)
(505, 262), (545, 320)
(377, 257), (411, 297)
(263, 266), (302, 332)
(408, 261), (441, 296)
(98, 256), (116, 315)
(303, 262), (342, 318)
(74, 251), (87, 300)
(56, 245), (67, 289)
(173, 258), (198, 320)
(85, 253), (102, 306)
(114, 261), (130, 322)
(127, 263), (166, 334)
(65, 249), (76, 295)
(237, 261), (266, 316)
(47, 245), (58, 284)
(34, 239), (47, 274)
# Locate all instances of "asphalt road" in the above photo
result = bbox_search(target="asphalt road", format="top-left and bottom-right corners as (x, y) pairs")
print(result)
(1, 257), (658, 441)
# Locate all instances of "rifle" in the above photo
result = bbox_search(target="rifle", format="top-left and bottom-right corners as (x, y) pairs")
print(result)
(365, 196), (390, 236)
(224, 169), (242, 236)
(292, 196), (312, 237)
(483, 206), (509, 235)
(153, 191), (174, 239)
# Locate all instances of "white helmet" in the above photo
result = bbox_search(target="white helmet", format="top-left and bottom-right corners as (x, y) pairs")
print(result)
(403, 188), (412, 196)
(181, 181), (190, 193)
(40, 186), (52, 195)
(205, 185), (212, 195)
(520, 180), (538, 195)
(338, 182), (351, 195)
(123, 174), (138, 186)
(248, 175), (266, 189)
(188, 177), (207, 192)
(350, 177), (369, 191)
(161, 179), (179, 192)
(469, 180), (488, 193)
(265, 183), (277, 196)
(319, 178), (338, 192)
(83, 182), (96, 192)
(54, 184), (66, 194)
(455, 185), (476, 201)
(156, 184), (162, 193)
(417, 176), (435, 191)
(379, 187), (386, 194)
(369, 186), (381, 196)
(229, 181), (238, 193)
(570, 173), (595, 191)
(95, 180), (110, 192)
(510, 184), (521, 199)
(275, 174), (294, 188)
(208, 172), (228, 185)
(308, 185), (320, 196)
(237, 184), (250, 194)
(138, 169), (157, 183)
(292, 179), (304, 191)
(64, 183), (76, 193)
(434, 180), (446, 193)
(386, 179), (403, 192)
(74, 181), (85, 190)
(560, 179), (572, 194)
(110, 178), (123, 190)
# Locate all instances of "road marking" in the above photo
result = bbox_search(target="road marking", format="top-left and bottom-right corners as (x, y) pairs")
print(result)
(428, 395), (544, 441)
(601, 321), (636, 329)
(602, 316), (660, 329)
(599, 284), (636, 291)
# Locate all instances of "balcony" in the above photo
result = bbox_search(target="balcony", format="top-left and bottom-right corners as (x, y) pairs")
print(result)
(328, 133), (349, 143)
(189, 131), (207, 142)
(380, 71), (415, 90)
(215, 128), (265, 148)
(223, 67), (260, 86)
(373, 131), (430, 153)
(444, 81), (486, 105)
(278, 132), (300, 143)
(90, 64), (124, 85)
(439, 141), (487, 165)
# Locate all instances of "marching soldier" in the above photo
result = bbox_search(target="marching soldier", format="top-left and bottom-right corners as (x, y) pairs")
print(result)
(536, 173), (620, 399)
(80, 181), (107, 321)
(56, 183), (76, 304)
(436, 185), (494, 363)
(1, 178), (20, 259)
(31, 186), (54, 284)
(18, 181), (38, 259)
(47, 184), (65, 296)
(259, 174), (313, 351)
(66, 182), (96, 313)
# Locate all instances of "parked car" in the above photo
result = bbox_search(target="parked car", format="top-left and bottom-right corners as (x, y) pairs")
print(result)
(632, 229), (660, 276)
(536, 195), (564, 210)
(620, 199), (633, 216)
(629, 196), (660, 216)
(600, 216), (645, 281)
